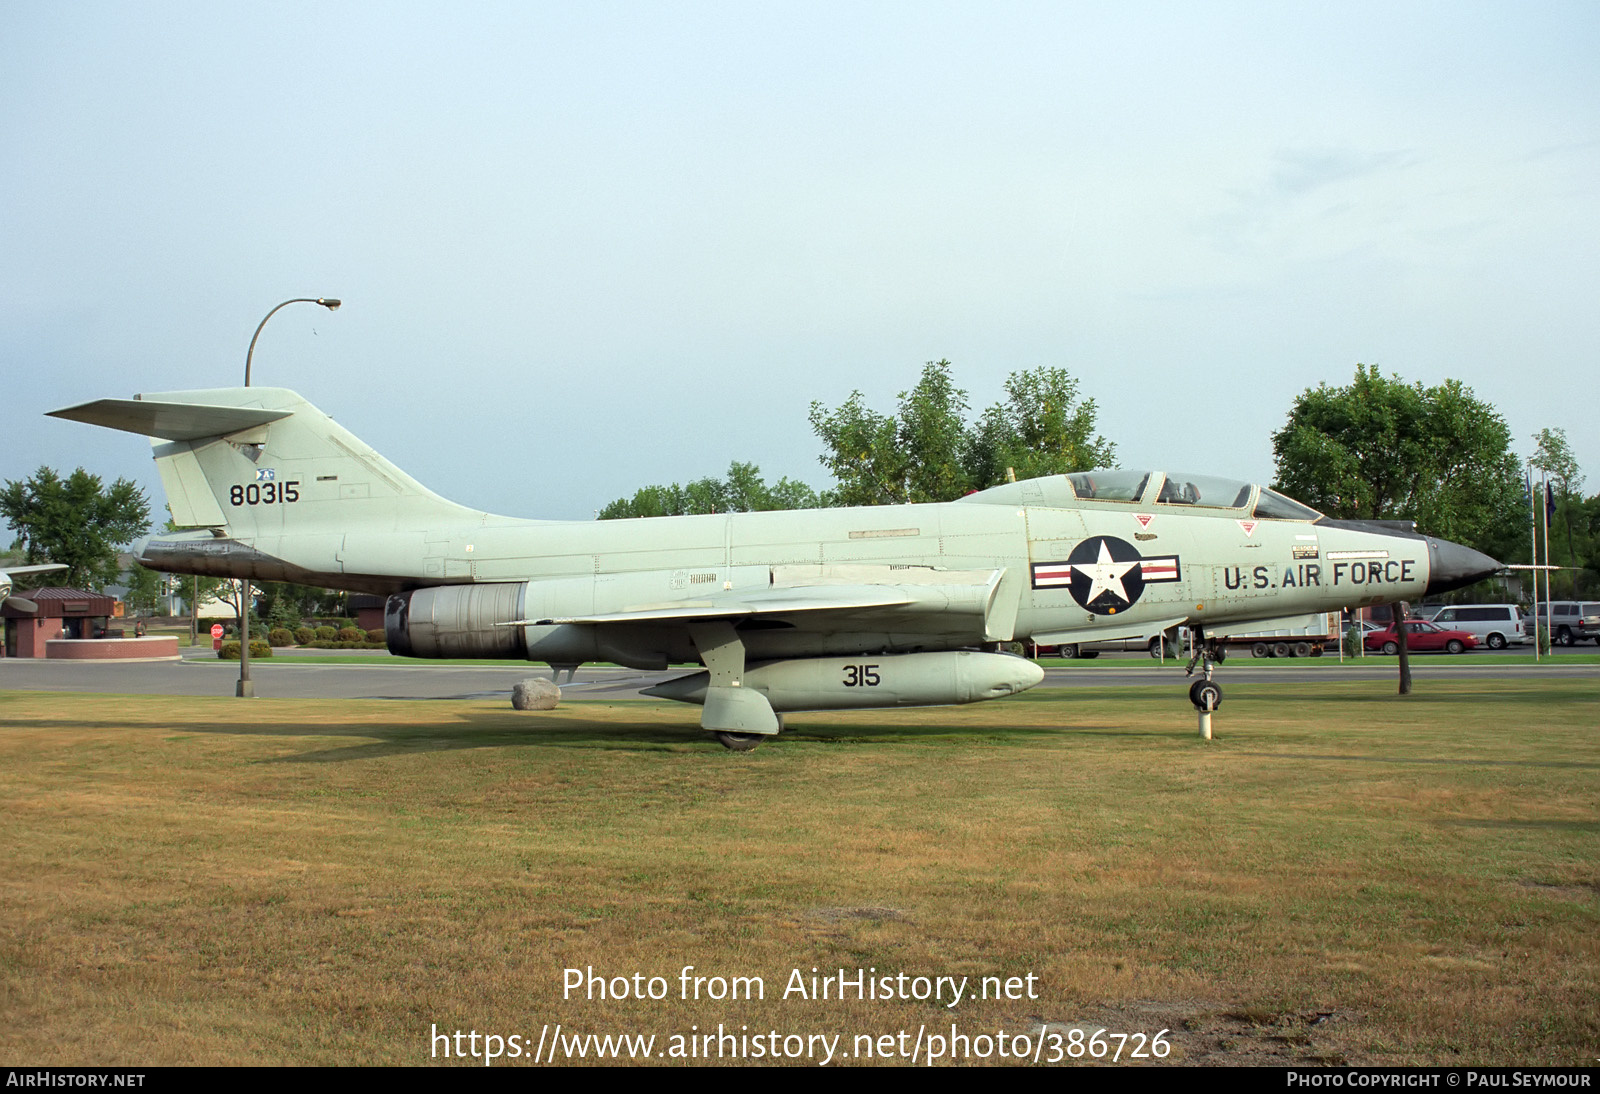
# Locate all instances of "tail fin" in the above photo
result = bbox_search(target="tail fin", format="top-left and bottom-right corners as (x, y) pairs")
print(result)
(49, 387), (482, 534)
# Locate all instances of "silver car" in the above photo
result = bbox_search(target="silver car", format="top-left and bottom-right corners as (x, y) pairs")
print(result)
(1535, 601), (1600, 646)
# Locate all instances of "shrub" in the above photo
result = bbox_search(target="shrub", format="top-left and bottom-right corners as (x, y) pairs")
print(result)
(217, 641), (273, 660)
(336, 627), (364, 643)
(293, 626), (314, 645)
(315, 626), (337, 641)
(366, 628), (386, 644)
(267, 628), (295, 647)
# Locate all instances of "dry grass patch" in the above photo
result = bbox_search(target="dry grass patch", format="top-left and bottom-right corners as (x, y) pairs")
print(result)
(0, 679), (1596, 1065)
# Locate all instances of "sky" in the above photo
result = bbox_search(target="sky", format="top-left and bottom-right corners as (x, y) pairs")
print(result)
(4, 2), (1597, 522)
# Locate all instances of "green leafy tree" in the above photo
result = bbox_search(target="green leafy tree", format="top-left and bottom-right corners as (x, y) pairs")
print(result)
(893, 360), (974, 504)
(0, 467), (151, 591)
(1530, 428), (1578, 563)
(810, 360), (1115, 505)
(254, 581), (348, 628)
(598, 360), (1114, 516)
(598, 462), (825, 520)
(1529, 428), (1594, 597)
(1271, 365), (1523, 557)
(122, 563), (165, 617)
(966, 366), (1117, 488)
(1582, 493), (1600, 597)
(806, 389), (914, 507)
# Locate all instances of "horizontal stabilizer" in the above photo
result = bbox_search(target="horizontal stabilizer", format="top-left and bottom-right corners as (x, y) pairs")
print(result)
(47, 398), (291, 441)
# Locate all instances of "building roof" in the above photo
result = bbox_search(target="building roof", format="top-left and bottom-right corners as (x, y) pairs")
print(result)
(3, 587), (117, 620)
(20, 587), (113, 602)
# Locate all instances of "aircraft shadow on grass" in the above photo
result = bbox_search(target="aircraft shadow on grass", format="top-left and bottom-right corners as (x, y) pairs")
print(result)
(165, 710), (1071, 763)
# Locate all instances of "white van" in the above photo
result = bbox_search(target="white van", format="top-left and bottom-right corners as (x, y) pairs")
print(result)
(1427, 604), (1527, 649)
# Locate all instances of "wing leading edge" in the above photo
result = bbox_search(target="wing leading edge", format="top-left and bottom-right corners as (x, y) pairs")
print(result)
(510, 566), (1009, 638)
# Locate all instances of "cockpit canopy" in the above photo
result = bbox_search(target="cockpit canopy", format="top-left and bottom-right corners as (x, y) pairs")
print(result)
(961, 470), (1322, 521)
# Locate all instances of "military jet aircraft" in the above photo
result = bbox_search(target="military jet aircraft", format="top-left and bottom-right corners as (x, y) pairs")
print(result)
(1, 563), (70, 613)
(49, 387), (1499, 748)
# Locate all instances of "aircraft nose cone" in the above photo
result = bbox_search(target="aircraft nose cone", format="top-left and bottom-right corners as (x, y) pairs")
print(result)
(1425, 537), (1501, 596)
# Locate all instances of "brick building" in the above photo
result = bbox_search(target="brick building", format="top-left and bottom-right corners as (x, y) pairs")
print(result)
(1, 587), (119, 658)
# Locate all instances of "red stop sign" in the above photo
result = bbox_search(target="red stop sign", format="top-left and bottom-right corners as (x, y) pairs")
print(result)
(211, 624), (225, 639)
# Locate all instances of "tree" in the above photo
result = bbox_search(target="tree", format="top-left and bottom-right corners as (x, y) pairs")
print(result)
(809, 360), (1115, 505)
(809, 360), (972, 505)
(596, 360), (1116, 516)
(254, 581), (349, 627)
(122, 563), (166, 617)
(966, 366), (1117, 488)
(0, 467), (151, 591)
(1271, 365), (1523, 556)
(598, 462), (826, 520)
(1530, 428), (1587, 594)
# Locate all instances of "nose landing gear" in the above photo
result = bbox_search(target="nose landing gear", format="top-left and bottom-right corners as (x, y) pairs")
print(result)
(1184, 628), (1224, 738)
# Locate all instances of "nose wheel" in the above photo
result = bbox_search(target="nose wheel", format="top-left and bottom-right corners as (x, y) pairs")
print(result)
(1188, 678), (1223, 712)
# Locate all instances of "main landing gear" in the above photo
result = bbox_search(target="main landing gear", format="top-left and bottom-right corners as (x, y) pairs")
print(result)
(689, 621), (783, 752)
(715, 715), (785, 753)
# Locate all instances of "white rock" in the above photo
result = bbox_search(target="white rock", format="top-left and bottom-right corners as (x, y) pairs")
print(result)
(512, 678), (561, 711)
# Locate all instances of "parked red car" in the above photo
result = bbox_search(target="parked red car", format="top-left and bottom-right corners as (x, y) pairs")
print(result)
(1363, 620), (1479, 655)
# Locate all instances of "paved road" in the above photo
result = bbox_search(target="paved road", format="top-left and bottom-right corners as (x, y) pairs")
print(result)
(1040, 661), (1599, 687)
(1, 646), (1593, 701)
(0, 653), (662, 701)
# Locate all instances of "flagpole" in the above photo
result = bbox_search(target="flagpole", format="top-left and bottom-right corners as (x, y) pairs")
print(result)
(1536, 473), (1548, 646)
(1528, 468), (1540, 663)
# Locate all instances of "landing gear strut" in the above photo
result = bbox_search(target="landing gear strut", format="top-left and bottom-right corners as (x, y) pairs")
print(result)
(1184, 628), (1224, 734)
(1183, 628), (1226, 705)
(689, 621), (781, 750)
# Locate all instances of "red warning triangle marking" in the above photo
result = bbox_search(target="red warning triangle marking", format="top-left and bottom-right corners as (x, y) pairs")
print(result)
(1237, 520), (1258, 537)
(1135, 514), (1153, 528)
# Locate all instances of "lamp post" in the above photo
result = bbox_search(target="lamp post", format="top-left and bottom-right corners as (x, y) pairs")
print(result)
(244, 297), (341, 387)
(237, 296), (342, 697)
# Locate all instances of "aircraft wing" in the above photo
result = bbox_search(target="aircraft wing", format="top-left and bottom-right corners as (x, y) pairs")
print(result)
(0, 562), (70, 612)
(532, 585), (919, 625)
(511, 565), (1015, 640)
(1, 563), (70, 578)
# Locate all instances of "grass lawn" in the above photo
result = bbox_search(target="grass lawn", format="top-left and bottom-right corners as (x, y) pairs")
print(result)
(1, 679), (1596, 1066)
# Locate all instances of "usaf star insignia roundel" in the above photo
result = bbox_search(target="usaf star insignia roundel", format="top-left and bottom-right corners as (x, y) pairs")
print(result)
(1030, 536), (1182, 613)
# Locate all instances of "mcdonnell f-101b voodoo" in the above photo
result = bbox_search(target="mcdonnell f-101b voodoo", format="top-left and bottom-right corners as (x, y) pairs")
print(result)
(49, 387), (1499, 748)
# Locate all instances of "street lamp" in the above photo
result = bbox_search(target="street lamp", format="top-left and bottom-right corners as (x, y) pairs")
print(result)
(237, 296), (342, 697)
(244, 297), (341, 387)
